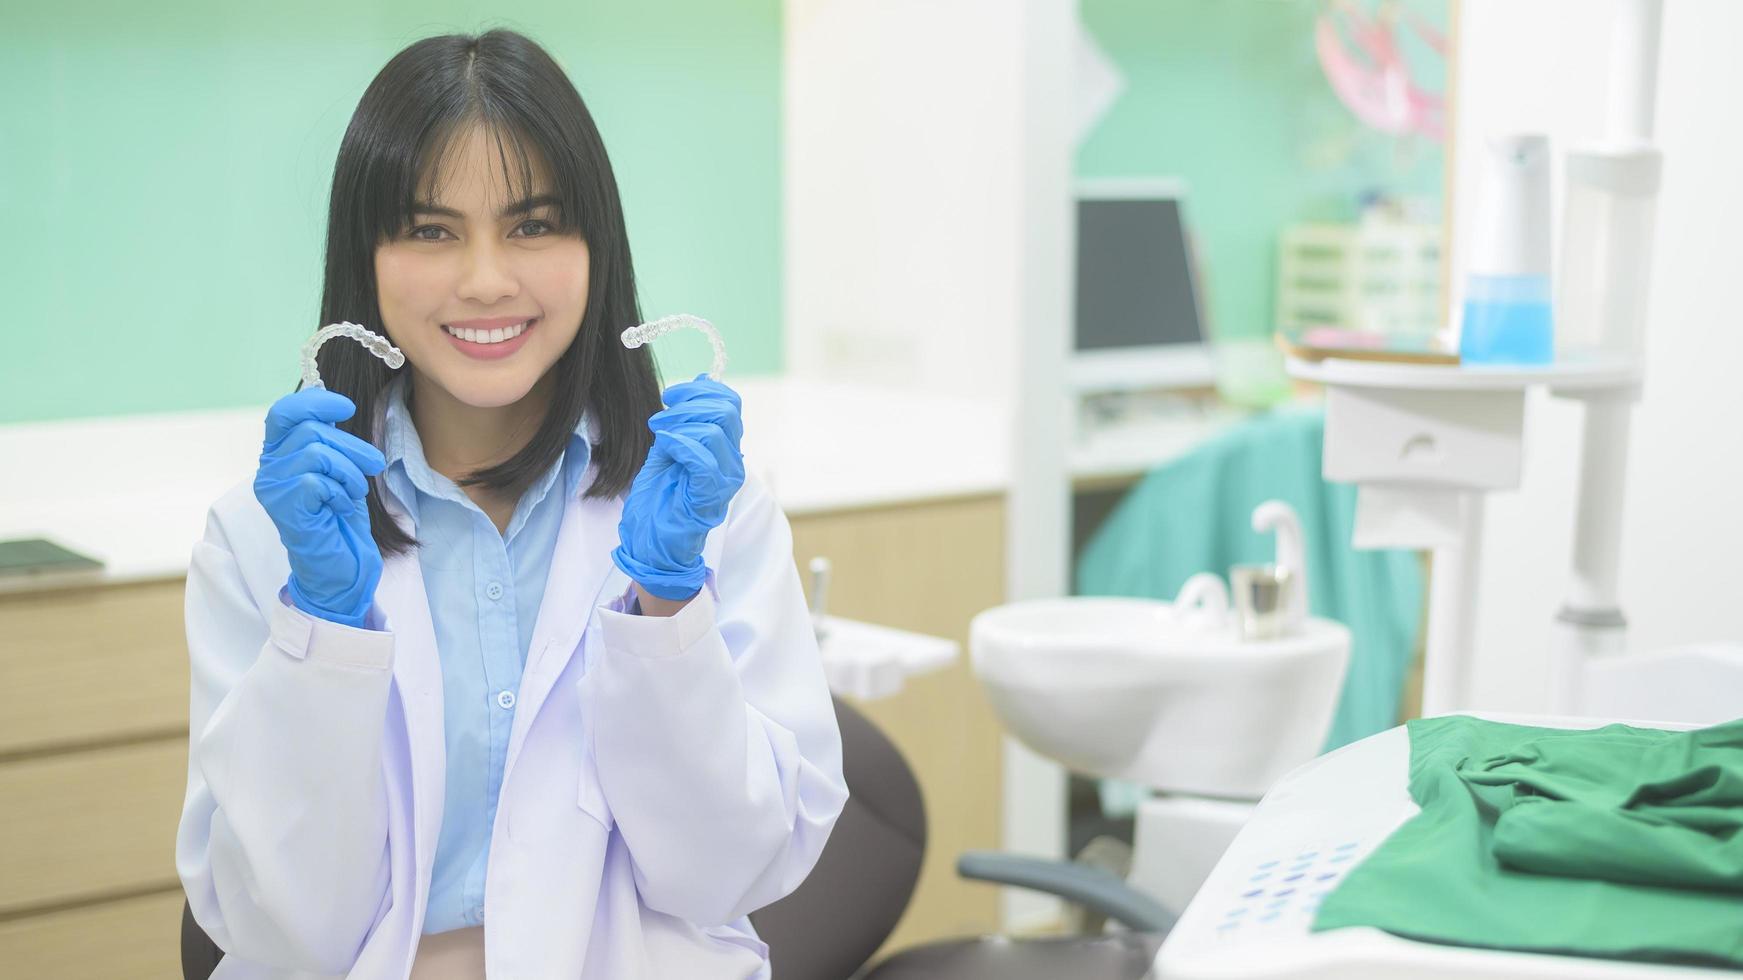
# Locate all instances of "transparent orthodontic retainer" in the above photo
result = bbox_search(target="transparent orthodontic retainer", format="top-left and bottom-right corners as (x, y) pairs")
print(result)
(619, 313), (728, 381)
(300, 322), (406, 390)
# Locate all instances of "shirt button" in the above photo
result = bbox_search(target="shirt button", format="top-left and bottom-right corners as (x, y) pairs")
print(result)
(497, 690), (517, 710)
(485, 581), (504, 601)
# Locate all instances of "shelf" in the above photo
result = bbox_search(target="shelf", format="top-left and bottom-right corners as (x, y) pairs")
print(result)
(1285, 351), (1641, 394)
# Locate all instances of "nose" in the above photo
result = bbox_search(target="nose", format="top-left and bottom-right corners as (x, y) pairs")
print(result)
(456, 238), (519, 306)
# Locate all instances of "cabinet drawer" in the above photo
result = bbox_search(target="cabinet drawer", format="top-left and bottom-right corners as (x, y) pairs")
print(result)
(0, 580), (190, 756)
(0, 738), (186, 915)
(0, 889), (185, 980)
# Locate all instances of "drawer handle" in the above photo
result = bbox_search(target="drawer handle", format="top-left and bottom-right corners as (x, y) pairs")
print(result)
(1400, 433), (1443, 465)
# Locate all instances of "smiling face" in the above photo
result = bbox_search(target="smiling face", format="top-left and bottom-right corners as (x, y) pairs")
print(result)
(373, 122), (590, 410)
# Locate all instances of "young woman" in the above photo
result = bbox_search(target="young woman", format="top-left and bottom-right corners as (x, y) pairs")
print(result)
(175, 29), (846, 979)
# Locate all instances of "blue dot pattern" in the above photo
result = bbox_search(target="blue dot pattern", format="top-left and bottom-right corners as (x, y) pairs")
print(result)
(1216, 841), (1364, 938)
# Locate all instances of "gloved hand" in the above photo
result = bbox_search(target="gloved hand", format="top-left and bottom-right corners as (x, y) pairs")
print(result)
(611, 374), (746, 601)
(253, 387), (388, 629)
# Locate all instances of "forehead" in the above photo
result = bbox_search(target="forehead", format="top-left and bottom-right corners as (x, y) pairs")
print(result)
(417, 122), (554, 211)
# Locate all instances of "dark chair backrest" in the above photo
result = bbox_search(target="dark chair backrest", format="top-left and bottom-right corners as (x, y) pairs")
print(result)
(749, 696), (927, 979)
(183, 697), (926, 980)
(182, 898), (221, 980)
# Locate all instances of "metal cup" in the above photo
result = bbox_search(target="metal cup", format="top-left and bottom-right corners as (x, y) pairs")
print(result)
(1230, 563), (1295, 642)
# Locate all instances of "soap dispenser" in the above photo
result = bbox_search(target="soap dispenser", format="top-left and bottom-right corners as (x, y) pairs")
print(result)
(1459, 133), (1555, 364)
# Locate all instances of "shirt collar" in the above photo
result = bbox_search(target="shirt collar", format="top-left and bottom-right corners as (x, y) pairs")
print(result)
(377, 372), (597, 527)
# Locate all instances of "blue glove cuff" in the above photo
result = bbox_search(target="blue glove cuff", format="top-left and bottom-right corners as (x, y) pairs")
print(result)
(287, 575), (372, 630)
(610, 546), (706, 601)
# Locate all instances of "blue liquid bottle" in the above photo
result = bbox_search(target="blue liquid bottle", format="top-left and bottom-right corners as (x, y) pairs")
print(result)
(1461, 134), (1555, 366)
(1460, 273), (1553, 365)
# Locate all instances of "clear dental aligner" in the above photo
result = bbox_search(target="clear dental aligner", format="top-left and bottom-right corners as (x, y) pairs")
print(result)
(300, 321), (406, 390)
(620, 314), (727, 381)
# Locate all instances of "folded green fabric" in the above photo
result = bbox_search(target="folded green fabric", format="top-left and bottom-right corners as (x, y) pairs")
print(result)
(1314, 715), (1743, 968)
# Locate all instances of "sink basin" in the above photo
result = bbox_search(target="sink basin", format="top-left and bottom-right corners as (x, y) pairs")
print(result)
(970, 597), (1351, 800)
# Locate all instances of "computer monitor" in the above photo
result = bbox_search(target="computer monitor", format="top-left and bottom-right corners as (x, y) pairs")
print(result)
(1071, 178), (1216, 393)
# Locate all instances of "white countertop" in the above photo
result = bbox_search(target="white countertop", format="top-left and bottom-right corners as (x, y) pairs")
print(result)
(0, 376), (1014, 588)
(3, 407), (268, 587)
(734, 377), (1011, 513)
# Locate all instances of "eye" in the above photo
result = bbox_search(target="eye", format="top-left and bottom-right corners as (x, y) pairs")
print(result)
(409, 224), (451, 242)
(514, 219), (556, 237)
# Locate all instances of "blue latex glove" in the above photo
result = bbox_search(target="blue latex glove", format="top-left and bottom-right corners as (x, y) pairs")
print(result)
(253, 387), (388, 628)
(611, 374), (746, 601)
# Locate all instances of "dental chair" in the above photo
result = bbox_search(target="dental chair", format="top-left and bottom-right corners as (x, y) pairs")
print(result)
(182, 697), (1173, 979)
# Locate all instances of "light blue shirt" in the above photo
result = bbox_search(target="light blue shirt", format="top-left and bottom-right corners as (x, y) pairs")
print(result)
(377, 376), (594, 935)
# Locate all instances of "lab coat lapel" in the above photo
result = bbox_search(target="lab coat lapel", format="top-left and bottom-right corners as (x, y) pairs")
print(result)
(373, 502), (446, 896)
(505, 469), (625, 773)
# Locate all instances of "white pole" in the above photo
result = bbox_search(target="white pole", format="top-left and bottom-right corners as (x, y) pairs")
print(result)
(1607, 0), (1663, 145)
(1553, 0), (1662, 712)
(1421, 494), (1485, 715)
(1566, 398), (1636, 613)
(1004, 0), (1076, 931)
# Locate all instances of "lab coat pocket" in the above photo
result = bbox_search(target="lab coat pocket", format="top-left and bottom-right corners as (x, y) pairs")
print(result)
(575, 677), (615, 832)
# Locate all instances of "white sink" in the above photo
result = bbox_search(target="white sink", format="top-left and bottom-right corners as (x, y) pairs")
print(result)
(970, 596), (1350, 800)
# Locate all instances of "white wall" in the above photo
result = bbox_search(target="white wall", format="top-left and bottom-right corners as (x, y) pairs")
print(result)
(785, 0), (1028, 402)
(784, 0), (1078, 930)
(1453, 0), (1743, 712)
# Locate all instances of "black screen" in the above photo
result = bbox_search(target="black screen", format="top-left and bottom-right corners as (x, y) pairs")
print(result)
(1075, 198), (1203, 352)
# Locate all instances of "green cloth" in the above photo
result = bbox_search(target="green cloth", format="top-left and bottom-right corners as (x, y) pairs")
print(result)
(1314, 715), (1743, 968)
(1074, 407), (1424, 752)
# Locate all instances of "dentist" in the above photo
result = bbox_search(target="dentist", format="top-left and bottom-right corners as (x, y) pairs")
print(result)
(175, 29), (846, 979)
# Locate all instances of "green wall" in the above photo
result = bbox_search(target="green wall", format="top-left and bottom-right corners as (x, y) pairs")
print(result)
(6, 2), (1447, 424)
(1076, 0), (1446, 341)
(1, 1), (780, 424)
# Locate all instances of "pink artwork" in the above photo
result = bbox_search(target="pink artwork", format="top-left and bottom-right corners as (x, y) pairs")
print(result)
(1315, 0), (1446, 142)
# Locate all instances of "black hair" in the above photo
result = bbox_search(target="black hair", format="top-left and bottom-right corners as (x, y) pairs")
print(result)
(310, 28), (661, 558)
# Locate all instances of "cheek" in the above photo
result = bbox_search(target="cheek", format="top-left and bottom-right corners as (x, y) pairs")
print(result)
(526, 244), (591, 312)
(374, 250), (443, 316)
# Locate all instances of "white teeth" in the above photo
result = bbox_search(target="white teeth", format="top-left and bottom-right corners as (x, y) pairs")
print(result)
(445, 320), (530, 345)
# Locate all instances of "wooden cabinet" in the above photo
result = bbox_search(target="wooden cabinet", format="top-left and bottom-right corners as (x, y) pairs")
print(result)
(0, 579), (190, 968)
(1, 580), (190, 756)
(0, 891), (187, 980)
(1, 739), (187, 916)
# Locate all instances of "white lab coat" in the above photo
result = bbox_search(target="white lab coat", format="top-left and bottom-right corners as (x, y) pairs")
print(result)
(175, 442), (849, 979)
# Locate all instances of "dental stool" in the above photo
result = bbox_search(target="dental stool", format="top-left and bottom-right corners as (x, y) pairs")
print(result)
(182, 697), (1172, 979)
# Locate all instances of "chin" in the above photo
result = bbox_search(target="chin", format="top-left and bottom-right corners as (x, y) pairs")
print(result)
(433, 371), (546, 410)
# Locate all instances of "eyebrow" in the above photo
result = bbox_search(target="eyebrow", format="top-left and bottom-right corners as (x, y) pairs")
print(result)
(410, 193), (562, 220)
